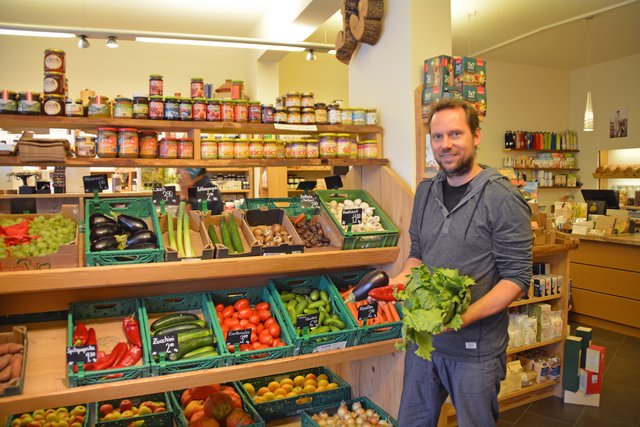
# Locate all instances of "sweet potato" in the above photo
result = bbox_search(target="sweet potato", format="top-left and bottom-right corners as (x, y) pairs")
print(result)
(0, 365), (10, 382)
(0, 354), (11, 371)
(0, 342), (24, 355)
(9, 354), (22, 379)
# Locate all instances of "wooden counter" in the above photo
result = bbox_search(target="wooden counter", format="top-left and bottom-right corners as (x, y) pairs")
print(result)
(570, 233), (640, 337)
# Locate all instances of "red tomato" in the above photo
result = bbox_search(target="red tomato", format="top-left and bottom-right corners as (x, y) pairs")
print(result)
(255, 302), (270, 311)
(234, 298), (250, 311)
(239, 343), (252, 352)
(254, 344), (270, 350)
(238, 308), (253, 320)
(268, 324), (281, 338)
(250, 331), (258, 343)
(221, 325), (229, 337)
(231, 312), (239, 319)
(239, 319), (250, 328)
(264, 317), (277, 328)
(257, 309), (271, 322)
(249, 314), (261, 325)
(224, 318), (240, 327)
(222, 306), (234, 318)
(215, 303), (224, 312)
(258, 333), (274, 346)
(216, 311), (224, 323)
(251, 341), (262, 350)
(230, 325), (242, 331)
(273, 338), (282, 346)
(256, 323), (264, 334)
(227, 344), (235, 353)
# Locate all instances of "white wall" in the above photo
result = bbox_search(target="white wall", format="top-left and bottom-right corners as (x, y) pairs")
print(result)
(279, 51), (348, 104)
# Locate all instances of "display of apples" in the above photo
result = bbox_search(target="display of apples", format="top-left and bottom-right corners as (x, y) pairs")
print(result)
(98, 398), (166, 422)
(9, 405), (87, 427)
(180, 384), (254, 427)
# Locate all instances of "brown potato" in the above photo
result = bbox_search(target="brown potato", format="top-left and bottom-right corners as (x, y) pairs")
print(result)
(9, 354), (22, 379)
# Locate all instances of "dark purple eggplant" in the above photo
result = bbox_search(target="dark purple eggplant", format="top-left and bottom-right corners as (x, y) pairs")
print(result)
(89, 222), (122, 242)
(352, 270), (389, 301)
(126, 242), (158, 250)
(117, 214), (148, 233)
(126, 230), (156, 247)
(90, 236), (119, 252)
(89, 213), (117, 229)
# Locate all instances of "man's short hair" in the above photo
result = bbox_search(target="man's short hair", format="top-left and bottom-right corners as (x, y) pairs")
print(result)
(426, 99), (480, 135)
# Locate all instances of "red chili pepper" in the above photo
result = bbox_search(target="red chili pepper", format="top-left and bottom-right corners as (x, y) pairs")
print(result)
(73, 322), (89, 346)
(123, 314), (142, 347)
(86, 327), (97, 350)
(368, 284), (405, 302)
(112, 345), (142, 368)
(93, 342), (128, 371)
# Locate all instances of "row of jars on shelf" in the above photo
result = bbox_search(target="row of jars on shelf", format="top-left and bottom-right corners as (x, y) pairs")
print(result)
(80, 128), (379, 160)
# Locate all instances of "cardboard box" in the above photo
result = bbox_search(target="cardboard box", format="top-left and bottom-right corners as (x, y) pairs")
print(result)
(0, 205), (79, 272)
(563, 336), (583, 392)
(159, 210), (214, 261)
(579, 368), (602, 394)
(201, 209), (261, 259)
(564, 389), (600, 407)
(575, 326), (593, 369)
(423, 55), (454, 88)
(421, 85), (462, 118)
(454, 56), (487, 85)
(459, 84), (487, 117)
(292, 209), (343, 253)
(0, 326), (27, 396)
(585, 345), (606, 374)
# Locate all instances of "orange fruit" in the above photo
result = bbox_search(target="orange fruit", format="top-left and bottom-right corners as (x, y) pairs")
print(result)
(326, 383), (339, 390)
(315, 386), (327, 392)
(281, 384), (293, 393)
(274, 388), (287, 396)
(286, 392), (298, 398)
(303, 379), (317, 388)
(317, 379), (329, 388)
(268, 381), (281, 392)
(262, 392), (276, 401)
(302, 384), (316, 394)
(305, 373), (317, 381)
(280, 378), (294, 386)
(317, 374), (329, 382)
(257, 387), (270, 396)
(292, 386), (304, 395)
(293, 375), (306, 387)
(253, 396), (265, 403)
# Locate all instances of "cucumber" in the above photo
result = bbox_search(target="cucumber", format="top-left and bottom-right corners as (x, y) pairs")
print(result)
(219, 216), (235, 253)
(226, 215), (244, 253)
(150, 312), (199, 332)
(182, 345), (218, 359)
(153, 320), (207, 336)
(207, 224), (220, 245)
(169, 335), (215, 361)
(177, 328), (212, 344)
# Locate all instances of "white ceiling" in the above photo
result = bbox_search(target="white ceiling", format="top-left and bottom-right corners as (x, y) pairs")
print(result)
(2, 0), (639, 69)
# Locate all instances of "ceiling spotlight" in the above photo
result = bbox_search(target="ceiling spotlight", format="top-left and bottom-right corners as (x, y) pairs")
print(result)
(305, 49), (317, 61)
(77, 35), (90, 49)
(106, 36), (119, 48)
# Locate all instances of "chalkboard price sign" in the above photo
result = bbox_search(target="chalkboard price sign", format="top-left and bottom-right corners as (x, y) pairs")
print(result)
(341, 208), (363, 226)
(151, 333), (179, 356)
(152, 185), (179, 206)
(226, 329), (252, 346)
(296, 313), (320, 329)
(83, 174), (108, 193)
(195, 185), (220, 203)
(66, 344), (97, 365)
(300, 193), (320, 209)
(358, 302), (379, 321)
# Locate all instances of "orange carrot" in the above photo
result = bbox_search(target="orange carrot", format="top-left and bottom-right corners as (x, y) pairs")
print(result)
(380, 303), (392, 324)
(346, 301), (358, 321)
(388, 302), (401, 322)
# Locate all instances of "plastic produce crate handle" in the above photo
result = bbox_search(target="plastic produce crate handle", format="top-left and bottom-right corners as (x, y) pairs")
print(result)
(226, 292), (249, 299)
(163, 297), (186, 303)
(93, 303), (117, 310)
(296, 396), (313, 405)
(287, 279), (307, 286)
(109, 201), (133, 209)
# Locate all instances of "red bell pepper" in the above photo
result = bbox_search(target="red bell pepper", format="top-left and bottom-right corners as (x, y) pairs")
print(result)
(93, 342), (128, 371)
(123, 314), (142, 347)
(368, 284), (405, 302)
(73, 322), (89, 346)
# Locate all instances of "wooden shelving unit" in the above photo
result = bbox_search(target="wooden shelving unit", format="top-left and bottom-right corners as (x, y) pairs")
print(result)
(504, 149), (580, 153)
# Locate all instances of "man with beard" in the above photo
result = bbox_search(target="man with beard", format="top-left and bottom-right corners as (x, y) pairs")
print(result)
(393, 99), (532, 427)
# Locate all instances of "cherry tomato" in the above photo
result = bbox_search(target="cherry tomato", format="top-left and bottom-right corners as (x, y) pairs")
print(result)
(255, 302), (270, 311)
(234, 298), (250, 311)
(258, 333), (274, 346)
(238, 307), (253, 320)
(224, 317), (240, 327)
(257, 309), (271, 322)
(222, 306), (234, 318)
(215, 303), (224, 312)
(249, 314), (261, 325)
(268, 323), (281, 338)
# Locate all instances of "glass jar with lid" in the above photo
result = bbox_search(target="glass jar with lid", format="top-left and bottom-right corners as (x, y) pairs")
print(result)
(192, 98), (207, 121)
(96, 127), (118, 158)
(328, 103), (341, 125)
(300, 92), (314, 108)
(149, 96), (164, 120)
(179, 98), (193, 121)
(0, 90), (17, 114)
(336, 133), (351, 158)
(17, 92), (41, 115)
(231, 80), (244, 100)
(138, 130), (158, 158)
(301, 107), (315, 124)
(284, 142), (293, 159)
(177, 138), (194, 159)
(132, 95), (149, 119)
(201, 138), (218, 159)
(218, 139), (235, 159)
(306, 139), (319, 158)
(274, 108), (287, 124)
(117, 128), (139, 158)
(291, 140), (307, 159)
(222, 99), (234, 122)
(164, 96), (180, 120)
(65, 98), (83, 117)
(75, 135), (96, 158)
(234, 138), (249, 159)
(159, 137), (178, 159)
(341, 108), (353, 125)
(248, 101), (262, 123)
(249, 138), (264, 159)
(285, 92), (301, 108)
(276, 141), (286, 159)
(149, 74), (163, 96)
(190, 77), (204, 98)
(206, 99), (221, 122)
(287, 107), (301, 124)
(314, 103), (328, 124)
(318, 133), (337, 158)
(349, 135), (358, 159)
(263, 139), (278, 159)
(262, 104), (274, 123)
(352, 108), (366, 126)
(360, 139), (378, 159)
(234, 99), (248, 123)
(88, 96), (111, 118)
(43, 94), (65, 116)
(113, 97), (133, 119)
(365, 108), (378, 125)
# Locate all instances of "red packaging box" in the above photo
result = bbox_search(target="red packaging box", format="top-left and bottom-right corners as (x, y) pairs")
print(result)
(579, 368), (602, 394)
(585, 345), (606, 374)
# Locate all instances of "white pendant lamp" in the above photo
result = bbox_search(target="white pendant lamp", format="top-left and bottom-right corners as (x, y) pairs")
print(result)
(584, 91), (594, 132)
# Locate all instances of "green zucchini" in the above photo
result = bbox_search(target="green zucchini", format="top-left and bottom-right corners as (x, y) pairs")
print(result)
(169, 335), (215, 361)
(219, 216), (235, 253)
(226, 214), (244, 253)
(153, 320), (207, 336)
(177, 328), (212, 344)
(150, 312), (199, 332)
(207, 224), (220, 245)
(182, 345), (218, 359)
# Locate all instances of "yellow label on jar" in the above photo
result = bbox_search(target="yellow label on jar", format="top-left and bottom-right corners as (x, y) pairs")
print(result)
(218, 140), (234, 159)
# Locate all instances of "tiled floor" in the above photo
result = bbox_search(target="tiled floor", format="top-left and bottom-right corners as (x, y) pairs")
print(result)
(497, 325), (640, 427)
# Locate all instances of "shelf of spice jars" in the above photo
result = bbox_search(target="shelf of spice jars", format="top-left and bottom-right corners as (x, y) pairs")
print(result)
(0, 115), (383, 135)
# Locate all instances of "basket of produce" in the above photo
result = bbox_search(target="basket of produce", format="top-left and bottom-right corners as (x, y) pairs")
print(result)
(0, 326), (27, 397)
(241, 197), (320, 217)
(301, 397), (398, 426)
(238, 367), (351, 422)
(171, 383), (264, 427)
(84, 196), (164, 266)
(160, 202), (214, 261)
(0, 205), (78, 270)
(244, 209), (305, 255)
(5, 404), (89, 427)
(202, 209), (261, 258)
(93, 392), (173, 426)
(268, 275), (359, 354)
(209, 286), (295, 365)
(314, 189), (399, 250)
(329, 270), (404, 345)
(141, 292), (229, 375)
(67, 298), (152, 387)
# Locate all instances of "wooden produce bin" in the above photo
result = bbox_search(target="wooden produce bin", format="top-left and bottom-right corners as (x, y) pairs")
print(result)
(201, 209), (262, 258)
(244, 209), (305, 255)
(0, 326), (27, 397)
(159, 210), (214, 261)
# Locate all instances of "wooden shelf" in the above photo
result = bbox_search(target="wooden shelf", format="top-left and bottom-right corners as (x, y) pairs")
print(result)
(506, 337), (564, 356)
(538, 186), (581, 189)
(509, 293), (563, 308)
(499, 379), (559, 401)
(513, 167), (579, 171)
(0, 115), (383, 135)
(532, 243), (579, 257)
(220, 189), (250, 194)
(0, 321), (399, 416)
(504, 149), (579, 153)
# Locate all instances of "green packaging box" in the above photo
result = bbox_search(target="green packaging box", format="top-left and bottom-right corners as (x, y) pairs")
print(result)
(563, 335), (583, 392)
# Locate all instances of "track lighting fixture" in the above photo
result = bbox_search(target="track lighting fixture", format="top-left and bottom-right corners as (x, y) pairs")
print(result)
(106, 36), (119, 48)
(77, 35), (90, 49)
(305, 49), (317, 61)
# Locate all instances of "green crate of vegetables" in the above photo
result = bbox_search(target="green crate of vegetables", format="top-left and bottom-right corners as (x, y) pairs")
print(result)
(268, 275), (360, 355)
(93, 392), (173, 426)
(170, 382), (264, 427)
(301, 397), (398, 426)
(67, 298), (152, 387)
(84, 196), (164, 266)
(209, 286), (295, 365)
(314, 189), (399, 250)
(237, 367), (351, 422)
(241, 197), (320, 217)
(141, 292), (229, 375)
(4, 403), (90, 427)
(328, 270), (404, 345)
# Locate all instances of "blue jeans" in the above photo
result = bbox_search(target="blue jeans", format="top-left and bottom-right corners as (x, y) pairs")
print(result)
(398, 345), (506, 427)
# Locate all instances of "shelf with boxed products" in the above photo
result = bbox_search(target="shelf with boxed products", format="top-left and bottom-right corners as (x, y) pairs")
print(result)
(506, 336), (564, 356)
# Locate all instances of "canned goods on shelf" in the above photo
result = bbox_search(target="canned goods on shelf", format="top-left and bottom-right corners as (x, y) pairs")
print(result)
(43, 94), (65, 116)
(218, 139), (234, 159)
(43, 72), (65, 95)
(352, 108), (366, 126)
(359, 139), (378, 159)
(190, 77), (204, 98)
(365, 108), (378, 125)
(75, 135), (96, 158)
(318, 133), (337, 158)
(149, 96), (164, 119)
(192, 98), (207, 121)
(44, 49), (66, 73)
(18, 92), (41, 115)
(117, 128), (139, 158)
(88, 96), (111, 118)
(291, 140), (307, 159)
(350, 135), (358, 159)
(177, 137), (194, 159)
(263, 139), (278, 159)
(231, 80), (244, 100)
(96, 127), (118, 158)
(249, 138), (263, 159)
(248, 101), (262, 123)
(336, 133), (351, 158)
(164, 97), (180, 120)
(234, 100), (248, 123)
(341, 108), (353, 126)
(113, 97), (133, 119)
(65, 98), (83, 117)
(300, 92), (314, 108)
(149, 74), (163, 96)
(0, 90), (18, 114)
(234, 138), (249, 159)
(301, 107), (315, 124)
(328, 103), (341, 125)
(285, 92), (301, 108)
(132, 96), (149, 119)
(306, 139), (319, 159)
(222, 100), (234, 122)
(262, 104), (274, 124)
(207, 99), (221, 122)
(159, 137), (178, 159)
(314, 103), (328, 124)
(139, 130), (158, 158)
(287, 107), (301, 124)
(179, 98), (192, 121)
(201, 138), (218, 159)
(274, 108), (287, 124)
